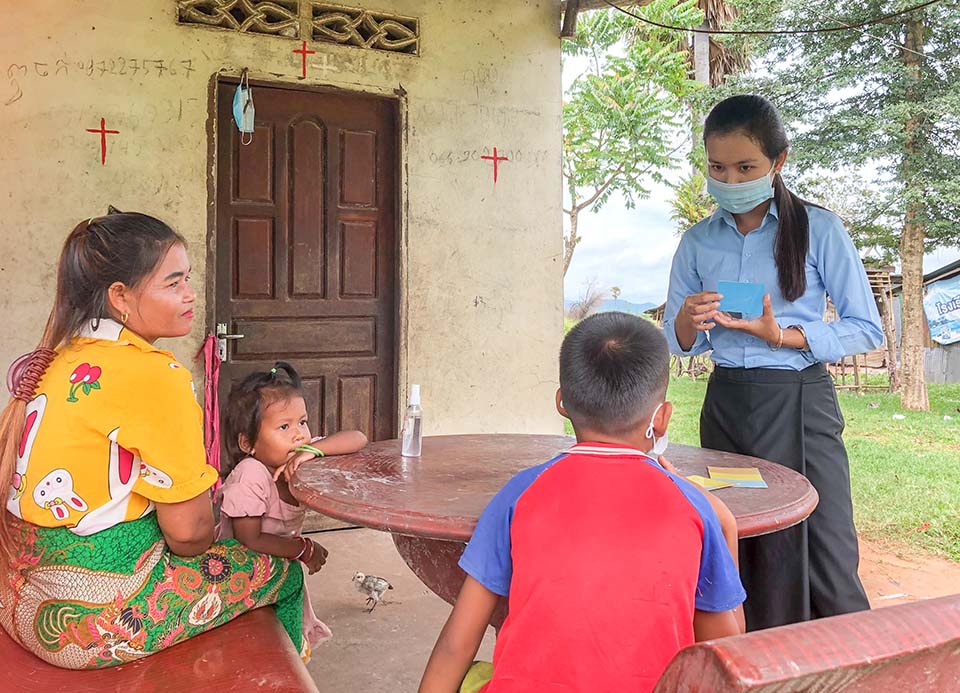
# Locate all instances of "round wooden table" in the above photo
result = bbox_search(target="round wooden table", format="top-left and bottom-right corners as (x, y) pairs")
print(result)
(291, 434), (818, 626)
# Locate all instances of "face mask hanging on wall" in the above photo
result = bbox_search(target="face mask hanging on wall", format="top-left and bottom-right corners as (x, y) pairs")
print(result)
(233, 68), (255, 146)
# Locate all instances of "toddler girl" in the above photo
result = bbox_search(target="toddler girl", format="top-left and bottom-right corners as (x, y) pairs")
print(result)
(217, 362), (367, 653)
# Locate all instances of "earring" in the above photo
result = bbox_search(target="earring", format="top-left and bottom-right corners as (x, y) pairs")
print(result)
(121, 312), (128, 325)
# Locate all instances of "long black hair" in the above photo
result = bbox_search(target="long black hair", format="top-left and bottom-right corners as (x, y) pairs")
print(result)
(704, 95), (811, 302)
(1, 207), (185, 557)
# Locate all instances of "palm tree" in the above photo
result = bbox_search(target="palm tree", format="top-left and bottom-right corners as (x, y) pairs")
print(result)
(697, 0), (748, 87)
(676, 0), (747, 232)
(623, 0), (746, 87)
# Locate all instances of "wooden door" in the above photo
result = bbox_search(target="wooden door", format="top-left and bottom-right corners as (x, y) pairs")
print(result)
(215, 81), (398, 446)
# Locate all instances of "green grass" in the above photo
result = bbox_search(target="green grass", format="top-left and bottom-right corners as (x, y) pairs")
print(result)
(564, 376), (960, 561)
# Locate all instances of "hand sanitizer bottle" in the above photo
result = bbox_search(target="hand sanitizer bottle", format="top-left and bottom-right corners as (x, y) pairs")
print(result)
(401, 384), (422, 457)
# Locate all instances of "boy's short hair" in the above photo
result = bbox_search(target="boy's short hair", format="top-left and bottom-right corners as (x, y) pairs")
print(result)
(559, 312), (669, 435)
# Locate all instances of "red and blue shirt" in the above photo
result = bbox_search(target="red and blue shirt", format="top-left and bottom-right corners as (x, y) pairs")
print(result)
(459, 442), (746, 692)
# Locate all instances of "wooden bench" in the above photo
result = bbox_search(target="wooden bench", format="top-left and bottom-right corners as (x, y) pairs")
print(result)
(655, 594), (960, 691)
(0, 607), (318, 692)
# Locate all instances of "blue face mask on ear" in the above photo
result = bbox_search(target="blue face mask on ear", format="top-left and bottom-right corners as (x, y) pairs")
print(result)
(707, 166), (775, 214)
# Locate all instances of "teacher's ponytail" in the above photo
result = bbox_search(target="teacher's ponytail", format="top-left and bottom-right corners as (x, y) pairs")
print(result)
(705, 95), (815, 302)
(772, 172), (810, 302)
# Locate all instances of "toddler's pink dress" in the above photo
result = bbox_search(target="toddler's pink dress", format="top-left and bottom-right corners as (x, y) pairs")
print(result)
(217, 457), (333, 646)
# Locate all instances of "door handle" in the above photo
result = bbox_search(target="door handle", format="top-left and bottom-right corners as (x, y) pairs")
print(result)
(216, 322), (245, 362)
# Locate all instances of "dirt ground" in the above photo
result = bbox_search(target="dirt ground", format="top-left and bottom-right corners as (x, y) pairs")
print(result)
(859, 537), (960, 607)
(304, 528), (960, 693)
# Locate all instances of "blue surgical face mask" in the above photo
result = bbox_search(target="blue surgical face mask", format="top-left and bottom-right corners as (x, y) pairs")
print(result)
(707, 166), (775, 214)
(233, 77), (255, 145)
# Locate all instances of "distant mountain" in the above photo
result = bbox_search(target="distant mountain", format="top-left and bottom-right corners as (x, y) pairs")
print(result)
(564, 298), (658, 315)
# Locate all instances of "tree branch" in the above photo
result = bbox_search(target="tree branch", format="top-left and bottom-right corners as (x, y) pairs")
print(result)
(571, 141), (687, 214)
(574, 162), (626, 212)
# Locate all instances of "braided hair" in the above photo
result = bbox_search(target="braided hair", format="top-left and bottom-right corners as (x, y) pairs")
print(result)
(0, 208), (184, 558)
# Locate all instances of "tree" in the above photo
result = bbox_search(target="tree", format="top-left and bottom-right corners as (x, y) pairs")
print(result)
(794, 170), (898, 263)
(562, 1), (704, 276)
(610, 285), (622, 311)
(695, 0), (749, 87)
(567, 278), (607, 320)
(670, 169), (715, 233)
(720, 0), (960, 410)
(674, 0), (745, 233)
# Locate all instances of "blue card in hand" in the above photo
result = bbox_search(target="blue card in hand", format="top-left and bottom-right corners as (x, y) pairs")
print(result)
(718, 281), (765, 316)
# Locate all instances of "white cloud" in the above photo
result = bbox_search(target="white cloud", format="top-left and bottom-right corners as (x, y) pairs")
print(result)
(564, 186), (682, 306)
(922, 247), (960, 275)
(561, 46), (689, 306)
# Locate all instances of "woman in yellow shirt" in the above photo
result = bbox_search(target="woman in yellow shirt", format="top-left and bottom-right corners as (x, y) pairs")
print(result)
(0, 211), (313, 669)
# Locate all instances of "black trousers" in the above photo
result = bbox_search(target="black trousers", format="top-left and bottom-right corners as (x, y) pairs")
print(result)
(700, 363), (870, 631)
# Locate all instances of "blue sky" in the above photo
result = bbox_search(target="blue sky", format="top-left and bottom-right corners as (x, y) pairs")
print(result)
(561, 59), (960, 307)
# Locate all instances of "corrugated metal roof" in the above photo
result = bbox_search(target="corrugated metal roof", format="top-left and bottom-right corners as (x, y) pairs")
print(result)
(891, 258), (960, 294)
(925, 258), (960, 284)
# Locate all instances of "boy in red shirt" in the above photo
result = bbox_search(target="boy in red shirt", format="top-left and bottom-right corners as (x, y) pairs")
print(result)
(420, 312), (745, 692)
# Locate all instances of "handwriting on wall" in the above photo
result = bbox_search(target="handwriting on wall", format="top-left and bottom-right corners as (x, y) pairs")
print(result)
(44, 134), (169, 163)
(461, 64), (501, 99)
(428, 148), (550, 167)
(37, 98), (203, 162)
(4, 58), (197, 106)
(462, 65), (500, 88)
(480, 147), (508, 183)
(310, 50), (411, 82)
(415, 100), (546, 133)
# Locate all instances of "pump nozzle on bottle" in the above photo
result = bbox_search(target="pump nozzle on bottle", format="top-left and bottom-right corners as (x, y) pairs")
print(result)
(401, 384), (422, 457)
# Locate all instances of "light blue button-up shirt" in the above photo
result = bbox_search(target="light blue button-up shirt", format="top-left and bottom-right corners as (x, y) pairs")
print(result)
(663, 202), (884, 370)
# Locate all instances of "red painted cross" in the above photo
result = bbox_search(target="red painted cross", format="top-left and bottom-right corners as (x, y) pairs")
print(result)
(85, 117), (120, 166)
(293, 41), (316, 79)
(481, 147), (509, 184)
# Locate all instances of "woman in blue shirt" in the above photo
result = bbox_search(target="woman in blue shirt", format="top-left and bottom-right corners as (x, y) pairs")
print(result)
(663, 95), (883, 631)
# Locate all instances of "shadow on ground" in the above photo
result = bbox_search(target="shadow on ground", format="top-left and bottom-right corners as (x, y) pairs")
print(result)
(305, 527), (495, 693)
(305, 527), (960, 692)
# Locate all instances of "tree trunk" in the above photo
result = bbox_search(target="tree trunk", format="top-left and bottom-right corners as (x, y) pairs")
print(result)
(898, 16), (929, 411)
(878, 286), (900, 392)
(693, 23), (710, 85)
(899, 209), (928, 410)
(690, 22), (710, 173)
(562, 209), (580, 276)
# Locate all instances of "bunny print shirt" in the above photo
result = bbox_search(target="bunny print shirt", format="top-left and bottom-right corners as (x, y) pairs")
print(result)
(7, 319), (218, 535)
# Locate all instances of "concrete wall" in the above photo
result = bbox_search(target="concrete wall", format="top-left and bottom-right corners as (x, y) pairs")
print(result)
(0, 1), (565, 434)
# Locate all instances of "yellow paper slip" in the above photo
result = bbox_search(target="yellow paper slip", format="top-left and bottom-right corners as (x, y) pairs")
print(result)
(686, 475), (734, 491)
(707, 466), (768, 489)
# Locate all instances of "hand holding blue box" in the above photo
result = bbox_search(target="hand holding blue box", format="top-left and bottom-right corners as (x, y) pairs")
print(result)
(718, 281), (766, 317)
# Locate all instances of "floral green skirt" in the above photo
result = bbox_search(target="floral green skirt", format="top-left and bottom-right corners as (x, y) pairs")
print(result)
(0, 513), (304, 669)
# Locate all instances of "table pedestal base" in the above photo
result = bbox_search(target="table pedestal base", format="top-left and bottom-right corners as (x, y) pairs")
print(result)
(392, 533), (508, 629)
